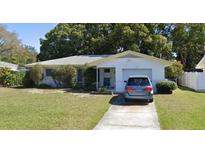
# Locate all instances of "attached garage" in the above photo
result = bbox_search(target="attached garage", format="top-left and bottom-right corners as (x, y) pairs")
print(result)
(94, 51), (171, 92)
(122, 69), (152, 82)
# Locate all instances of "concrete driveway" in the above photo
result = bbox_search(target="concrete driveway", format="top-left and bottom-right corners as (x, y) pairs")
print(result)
(94, 95), (160, 130)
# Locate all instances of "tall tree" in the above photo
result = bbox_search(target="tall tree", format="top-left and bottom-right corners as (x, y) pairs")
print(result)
(171, 24), (205, 70)
(38, 23), (205, 70)
(38, 23), (172, 61)
(83, 23), (115, 54)
(23, 45), (38, 63)
(38, 23), (116, 60)
(110, 23), (172, 58)
(0, 25), (37, 64)
(38, 24), (86, 60)
(0, 25), (20, 54)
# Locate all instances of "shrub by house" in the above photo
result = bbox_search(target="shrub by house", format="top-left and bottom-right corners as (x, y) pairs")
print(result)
(165, 61), (183, 82)
(29, 64), (44, 85)
(0, 67), (25, 87)
(52, 65), (77, 88)
(156, 80), (177, 94)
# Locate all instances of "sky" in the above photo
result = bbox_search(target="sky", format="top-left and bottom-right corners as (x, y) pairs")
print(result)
(4, 23), (57, 52)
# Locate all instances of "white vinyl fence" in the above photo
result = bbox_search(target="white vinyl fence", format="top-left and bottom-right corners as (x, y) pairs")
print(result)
(179, 72), (205, 91)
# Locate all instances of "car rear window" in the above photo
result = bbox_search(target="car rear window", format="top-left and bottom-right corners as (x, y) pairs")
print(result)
(127, 77), (150, 86)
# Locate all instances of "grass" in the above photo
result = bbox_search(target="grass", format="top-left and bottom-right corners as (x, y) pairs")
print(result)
(154, 87), (205, 130)
(0, 88), (111, 130)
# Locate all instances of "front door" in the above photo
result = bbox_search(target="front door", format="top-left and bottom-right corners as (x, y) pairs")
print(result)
(98, 68), (115, 90)
(103, 77), (111, 87)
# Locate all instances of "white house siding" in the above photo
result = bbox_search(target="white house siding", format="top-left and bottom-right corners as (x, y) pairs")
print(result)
(179, 72), (205, 91)
(97, 58), (165, 92)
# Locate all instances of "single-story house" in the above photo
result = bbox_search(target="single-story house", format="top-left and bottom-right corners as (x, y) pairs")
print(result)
(0, 61), (19, 71)
(196, 54), (205, 71)
(26, 50), (171, 92)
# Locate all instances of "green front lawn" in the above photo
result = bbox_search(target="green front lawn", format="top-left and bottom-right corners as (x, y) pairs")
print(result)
(2, 86), (205, 130)
(155, 87), (205, 130)
(0, 88), (111, 130)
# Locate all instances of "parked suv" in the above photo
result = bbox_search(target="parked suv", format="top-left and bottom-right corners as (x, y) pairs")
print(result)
(124, 76), (153, 102)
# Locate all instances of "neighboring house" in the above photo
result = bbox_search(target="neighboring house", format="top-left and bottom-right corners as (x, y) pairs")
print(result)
(0, 61), (19, 71)
(26, 50), (171, 92)
(196, 54), (205, 71)
(179, 55), (205, 91)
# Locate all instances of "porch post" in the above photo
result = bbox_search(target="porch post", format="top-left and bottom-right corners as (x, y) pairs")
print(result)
(96, 67), (98, 91)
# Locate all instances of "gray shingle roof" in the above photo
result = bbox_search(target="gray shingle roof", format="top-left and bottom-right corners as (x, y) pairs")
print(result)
(26, 55), (111, 67)
(26, 50), (172, 67)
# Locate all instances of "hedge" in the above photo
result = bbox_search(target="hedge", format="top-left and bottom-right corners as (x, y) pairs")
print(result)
(29, 64), (44, 85)
(156, 80), (177, 94)
(0, 68), (25, 87)
(52, 65), (77, 88)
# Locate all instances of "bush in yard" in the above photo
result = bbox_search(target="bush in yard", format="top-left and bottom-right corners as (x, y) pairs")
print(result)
(0, 68), (25, 87)
(156, 80), (177, 94)
(29, 64), (44, 85)
(52, 65), (77, 88)
(0, 68), (15, 87)
(83, 67), (96, 91)
(165, 61), (183, 82)
(14, 71), (25, 86)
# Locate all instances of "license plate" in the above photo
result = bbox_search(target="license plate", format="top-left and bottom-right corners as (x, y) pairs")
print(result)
(135, 89), (142, 92)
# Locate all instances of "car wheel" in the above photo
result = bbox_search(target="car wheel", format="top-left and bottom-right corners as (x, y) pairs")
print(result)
(124, 98), (129, 102)
(148, 99), (153, 103)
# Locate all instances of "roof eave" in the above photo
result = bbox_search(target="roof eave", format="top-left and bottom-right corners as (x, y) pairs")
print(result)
(87, 50), (172, 67)
(25, 63), (84, 68)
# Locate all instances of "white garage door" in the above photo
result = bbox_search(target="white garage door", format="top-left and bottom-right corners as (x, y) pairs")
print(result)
(122, 69), (152, 82)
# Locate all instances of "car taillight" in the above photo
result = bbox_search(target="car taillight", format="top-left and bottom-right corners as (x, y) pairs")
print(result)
(125, 87), (135, 91)
(144, 87), (153, 92)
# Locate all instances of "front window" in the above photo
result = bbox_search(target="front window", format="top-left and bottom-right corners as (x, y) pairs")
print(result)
(104, 69), (110, 73)
(127, 77), (150, 86)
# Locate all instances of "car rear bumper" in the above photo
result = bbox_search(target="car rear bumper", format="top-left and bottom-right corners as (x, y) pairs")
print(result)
(124, 93), (153, 100)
